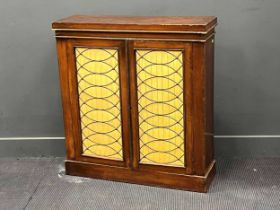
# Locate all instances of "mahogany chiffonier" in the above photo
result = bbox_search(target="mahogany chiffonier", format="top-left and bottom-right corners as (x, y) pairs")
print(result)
(52, 15), (217, 192)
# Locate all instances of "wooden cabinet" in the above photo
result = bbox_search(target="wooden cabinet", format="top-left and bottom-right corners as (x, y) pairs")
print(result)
(52, 15), (217, 192)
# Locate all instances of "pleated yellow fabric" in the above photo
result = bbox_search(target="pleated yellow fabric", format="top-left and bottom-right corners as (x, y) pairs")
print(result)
(136, 50), (185, 167)
(75, 48), (123, 160)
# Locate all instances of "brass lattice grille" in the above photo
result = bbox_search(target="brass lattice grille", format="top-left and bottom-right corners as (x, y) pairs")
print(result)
(75, 48), (123, 160)
(136, 50), (185, 167)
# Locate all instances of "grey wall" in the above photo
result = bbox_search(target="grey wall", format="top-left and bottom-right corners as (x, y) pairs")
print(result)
(0, 0), (280, 157)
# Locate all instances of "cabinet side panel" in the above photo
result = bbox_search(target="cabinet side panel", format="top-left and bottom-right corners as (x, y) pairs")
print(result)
(193, 39), (215, 175)
(75, 48), (123, 161)
(204, 38), (215, 167)
(56, 39), (75, 160)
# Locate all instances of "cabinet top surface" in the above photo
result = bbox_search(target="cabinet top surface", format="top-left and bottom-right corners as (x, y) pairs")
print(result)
(52, 15), (217, 33)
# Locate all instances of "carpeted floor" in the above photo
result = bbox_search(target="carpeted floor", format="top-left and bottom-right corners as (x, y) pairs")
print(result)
(0, 158), (279, 210)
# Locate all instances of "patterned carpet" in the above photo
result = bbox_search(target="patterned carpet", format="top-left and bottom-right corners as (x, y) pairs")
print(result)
(0, 158), (279, 210)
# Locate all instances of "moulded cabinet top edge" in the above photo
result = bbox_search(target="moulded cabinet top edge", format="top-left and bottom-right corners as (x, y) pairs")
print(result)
(52, 15), (217, 34)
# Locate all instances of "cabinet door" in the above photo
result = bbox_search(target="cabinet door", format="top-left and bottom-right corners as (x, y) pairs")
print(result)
(65, 39), (130, 167)
(129, 41), (193, 173)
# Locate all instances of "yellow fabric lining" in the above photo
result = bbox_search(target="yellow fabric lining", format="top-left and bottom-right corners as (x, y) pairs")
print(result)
(136, 50), (185, 167)
(75, 48), (123, 160)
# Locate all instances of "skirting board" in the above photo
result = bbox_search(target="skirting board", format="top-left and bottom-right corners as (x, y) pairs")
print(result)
(0, 136), (280, 158)
(0, 138), (66, 157)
